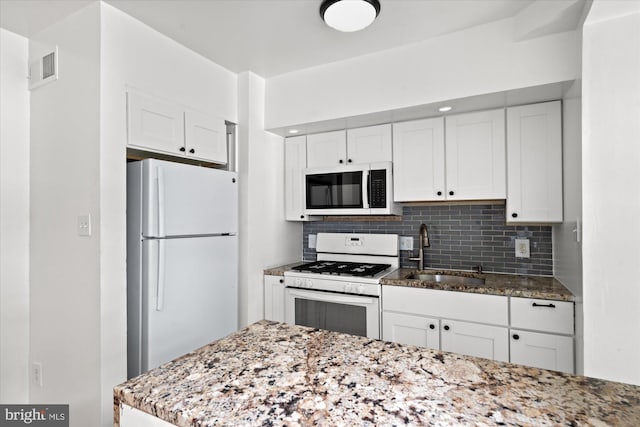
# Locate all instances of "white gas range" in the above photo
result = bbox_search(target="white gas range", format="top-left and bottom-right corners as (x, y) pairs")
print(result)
(283, 233), (399, 339)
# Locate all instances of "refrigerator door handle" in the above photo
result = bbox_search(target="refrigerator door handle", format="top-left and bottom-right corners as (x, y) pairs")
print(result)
(156, 239), (166, 311)
(157, 166), (166, 238)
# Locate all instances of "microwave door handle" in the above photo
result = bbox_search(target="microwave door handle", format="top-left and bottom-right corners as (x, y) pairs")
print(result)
(365, 171), (371, 209)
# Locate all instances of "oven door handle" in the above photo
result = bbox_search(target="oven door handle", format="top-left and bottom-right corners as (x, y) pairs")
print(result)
(286, 288), (377, 305)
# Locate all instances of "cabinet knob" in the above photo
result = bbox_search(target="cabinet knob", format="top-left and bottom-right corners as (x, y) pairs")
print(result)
(512, 334), (520, 340)
(339, 159), (344, 164)
(279, 279), (284, 284)
(512, 213), (518, 218)
(437, 191), (442, 196)
(429, 323), (435, 330)
(179, 147), (186, 152)
(189, 148), (195, 154)
(300, 215), (305, 219)
(347, 159), (353, 163)
(449, 191), (454, 196)
(443, 325), (450, 331)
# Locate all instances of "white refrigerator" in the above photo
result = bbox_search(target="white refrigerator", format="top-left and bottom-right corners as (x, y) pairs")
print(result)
(127, 159), (238, 378)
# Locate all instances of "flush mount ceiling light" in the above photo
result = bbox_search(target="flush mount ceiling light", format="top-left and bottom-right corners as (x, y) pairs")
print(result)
(438, 106), (453, 112)
(320, 0), (381, 32)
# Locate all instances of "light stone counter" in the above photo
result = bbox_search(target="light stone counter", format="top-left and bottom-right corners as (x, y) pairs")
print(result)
(115, 320), (639, 426)
(381, 268), (575, 301)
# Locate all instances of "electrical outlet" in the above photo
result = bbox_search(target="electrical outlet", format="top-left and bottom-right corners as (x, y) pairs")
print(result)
(308, 234), (317, 249)
(32, 362), (43, 387)
(77, 214), (91, 236)
(515, 238), (530, 258)
(399, 236), (413, 250)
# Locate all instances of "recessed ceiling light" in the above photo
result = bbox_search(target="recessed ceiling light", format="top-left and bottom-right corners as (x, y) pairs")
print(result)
(288, 129), (299, 134)
(438, 106), (453, 112)
(320, 0), (381, 33)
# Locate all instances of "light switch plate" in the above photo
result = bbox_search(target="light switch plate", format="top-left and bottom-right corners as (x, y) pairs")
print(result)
(399, 236), (413, 250)
(515, 238), (530, 258)
(77, 214), (91, 237)
(308, 234), (317, 249)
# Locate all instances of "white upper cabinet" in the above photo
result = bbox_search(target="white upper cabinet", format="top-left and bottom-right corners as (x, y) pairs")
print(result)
(306, 130), (347, 168)
(127, 91), (184, 155)
(506, 101), (562, 223)
(127, 91), (227, 164)
(306, 125), (392, 169)
(346, 124), (393, 164)
(285, 136), (318, 221)
(184, 110), (227, 164)
(445, 109), (506, 200)
(393, 117), (446, 201)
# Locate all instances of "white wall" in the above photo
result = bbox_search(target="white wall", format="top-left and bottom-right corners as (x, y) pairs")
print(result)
(552, 80), (583, 374)
(266, 17), (580, 129)
(237, 71), (301, 326)
(582, 0), (640, 385)
(99, 3), (239, 424)
(0, 28), (30, 403)
(29, 3), (102, 424)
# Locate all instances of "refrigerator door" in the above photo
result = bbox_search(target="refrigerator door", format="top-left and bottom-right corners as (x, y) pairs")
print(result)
(140, 235), (238, 374)
(142, 159), (237, 238)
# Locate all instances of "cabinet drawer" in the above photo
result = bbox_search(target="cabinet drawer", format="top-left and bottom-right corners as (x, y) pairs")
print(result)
(510, 297), (573, 335)
(383, 286), (508, 326)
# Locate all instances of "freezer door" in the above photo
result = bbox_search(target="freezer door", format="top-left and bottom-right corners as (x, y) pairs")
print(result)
(140, 235), (238, 374)
(142, 159), (238, 237)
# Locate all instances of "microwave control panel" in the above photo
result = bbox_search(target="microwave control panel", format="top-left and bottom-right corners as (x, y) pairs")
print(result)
(369, 169), (387, 208)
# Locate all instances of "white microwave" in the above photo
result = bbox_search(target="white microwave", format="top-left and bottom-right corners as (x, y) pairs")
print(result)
(303, 162), (401, 215)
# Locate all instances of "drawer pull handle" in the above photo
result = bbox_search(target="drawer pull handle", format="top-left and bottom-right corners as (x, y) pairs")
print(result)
(532, 302), (556, 308)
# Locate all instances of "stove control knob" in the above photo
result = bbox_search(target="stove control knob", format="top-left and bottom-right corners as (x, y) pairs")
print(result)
(305, 279), (313, 288)
(294, 278), (302, 286)
(345, 284), (352, 293)
(358, 285), (365, 294)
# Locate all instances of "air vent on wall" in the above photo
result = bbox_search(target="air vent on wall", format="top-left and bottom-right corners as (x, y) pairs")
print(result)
(29, 46), (58, 91)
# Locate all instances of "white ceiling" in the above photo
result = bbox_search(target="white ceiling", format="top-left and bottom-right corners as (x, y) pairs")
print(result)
(1, 0), (543, 77)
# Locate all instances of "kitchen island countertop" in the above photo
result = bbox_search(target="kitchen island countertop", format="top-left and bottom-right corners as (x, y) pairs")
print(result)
(114, 320), (640, 426)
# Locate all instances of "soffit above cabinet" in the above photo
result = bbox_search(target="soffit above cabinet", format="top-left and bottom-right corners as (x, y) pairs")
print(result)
(268, 80), (575, 137)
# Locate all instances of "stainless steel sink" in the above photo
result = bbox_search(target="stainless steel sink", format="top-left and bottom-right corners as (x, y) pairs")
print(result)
(407, 273), (485, 286)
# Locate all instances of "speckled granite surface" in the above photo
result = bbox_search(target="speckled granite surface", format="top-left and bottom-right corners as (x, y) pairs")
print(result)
(381, 268), (575, 301)
(115, 321), (639, 426)
(263, 262), (304, 276)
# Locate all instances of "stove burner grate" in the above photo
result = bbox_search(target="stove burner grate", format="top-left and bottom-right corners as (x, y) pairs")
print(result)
(291, 261), (391, 277)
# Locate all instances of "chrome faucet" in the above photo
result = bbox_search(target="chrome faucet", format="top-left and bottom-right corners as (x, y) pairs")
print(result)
(409, 224), (430, 269)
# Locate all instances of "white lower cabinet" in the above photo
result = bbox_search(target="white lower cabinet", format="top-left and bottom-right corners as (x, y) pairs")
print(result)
(382, 311), (440, 350)
(264, 275), (285, 322)
(510, 329), (574, 373)
(382, 286), (574, 371)
(440, 319), (509, 362)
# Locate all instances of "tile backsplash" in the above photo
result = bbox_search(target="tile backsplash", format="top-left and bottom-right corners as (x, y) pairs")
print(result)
(302, 203), (553, 276)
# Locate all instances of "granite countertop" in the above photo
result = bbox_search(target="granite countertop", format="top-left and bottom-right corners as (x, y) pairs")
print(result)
(263, 261), (304, 276)
(114, 320), (640, 426)
(381, 268), (575, 301)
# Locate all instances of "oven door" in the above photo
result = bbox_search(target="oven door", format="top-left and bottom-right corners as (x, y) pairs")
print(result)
(284, 288), (380, 339)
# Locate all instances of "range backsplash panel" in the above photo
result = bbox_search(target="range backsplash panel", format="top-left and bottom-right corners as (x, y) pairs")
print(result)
(302, 204), (553, 276)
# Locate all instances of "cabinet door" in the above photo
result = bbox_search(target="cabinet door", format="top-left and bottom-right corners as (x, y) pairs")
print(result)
(382, 311), (440, 349)
(506, 101), (562, 222)
(392, 118), (445, 201)
(347, 124), (392, 164)
(127, 91), (184, 155)
(306, 130), (347, 168)
(184, 110), (227, 164)
(510, 329), (574, 374)
(440, 320), (509, 362)
(264, 275), (286, 322)
(445, 109), (505, 200)
(285, 136), (318, 221)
